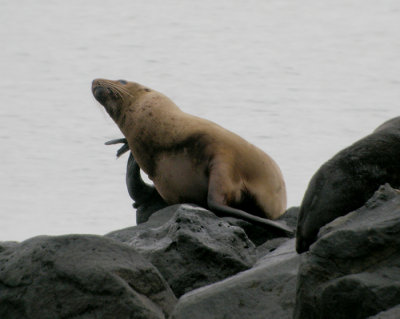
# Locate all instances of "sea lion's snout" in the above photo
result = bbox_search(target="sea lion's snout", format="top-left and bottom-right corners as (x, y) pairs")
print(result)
(91, 79), (101, 91)
(92, 86), (108, 104)
(92, 79), (111, 104)
(92, 79), (125, 121)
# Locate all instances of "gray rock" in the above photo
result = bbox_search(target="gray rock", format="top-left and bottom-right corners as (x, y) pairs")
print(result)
(107, 205), (179, 243)
(294, 184), (400, 319)
(171, 239), (300, 319)
(0, 241), (18, 253)
(278, 206), (299, 230)
(295, 116), (400, 253)
(367, 304), (400, 318)
(0, 234), (176, 319)
(255, 237), (293, 259)
(107, 204), (257, 297)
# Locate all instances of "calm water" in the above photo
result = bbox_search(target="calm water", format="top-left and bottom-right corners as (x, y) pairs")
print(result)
(1, 0), (399, 241)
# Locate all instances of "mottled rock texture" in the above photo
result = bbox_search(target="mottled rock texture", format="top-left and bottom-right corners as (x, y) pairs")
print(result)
(295, 184), (400, 319)
(0, 235), (176, 319)
(4, 184), (400, 318)
(171, 238), (300, 319)
(107, 204), (258, 297)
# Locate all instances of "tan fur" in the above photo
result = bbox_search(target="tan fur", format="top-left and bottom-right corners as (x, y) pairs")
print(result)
(92, 79), (287, 220)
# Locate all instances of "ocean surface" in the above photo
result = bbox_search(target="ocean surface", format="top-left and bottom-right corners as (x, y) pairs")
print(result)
(1, 0), (399, 241)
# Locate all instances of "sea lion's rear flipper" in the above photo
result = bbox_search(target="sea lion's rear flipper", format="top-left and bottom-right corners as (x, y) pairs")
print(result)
(208, 199), (293, 237)
(207, 164), (294, 237)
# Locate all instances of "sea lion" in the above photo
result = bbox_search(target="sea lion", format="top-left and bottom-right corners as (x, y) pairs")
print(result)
(93, 78), (291, 235)
(296, 116), (400, 253)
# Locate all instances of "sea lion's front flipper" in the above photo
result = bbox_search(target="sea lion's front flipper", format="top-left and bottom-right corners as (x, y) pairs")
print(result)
(105, 138), (127, 145)
(105, 138), (130, 157)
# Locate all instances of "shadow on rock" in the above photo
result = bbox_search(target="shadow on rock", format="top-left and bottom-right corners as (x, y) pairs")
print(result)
(171, 238), (300, 319)
(295, 184), (400, 319)
(0, 235), (176, 319)
(107, 204), (258, 297)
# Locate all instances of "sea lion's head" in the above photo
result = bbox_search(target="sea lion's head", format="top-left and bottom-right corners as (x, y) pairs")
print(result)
(91, 78), (151, 125)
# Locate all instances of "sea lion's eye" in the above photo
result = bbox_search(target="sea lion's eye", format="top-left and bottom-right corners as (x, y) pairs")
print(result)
(118, 80), (128, 85)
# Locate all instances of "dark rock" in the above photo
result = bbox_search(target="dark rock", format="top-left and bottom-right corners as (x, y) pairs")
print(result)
(0, 241), (18, 253)
(294, 184), (400, 319)
(107, 204), (257, 297)
(255, 237), (291, 259)
(136, 198), (167, 224)
(278, 206), (299, 229)
(0, 234), (176, 319)
(296, 116), (400, 253)
(367, 304), (400, 318)
(171, 239), (300, 319)
(107, 205), (179, 243)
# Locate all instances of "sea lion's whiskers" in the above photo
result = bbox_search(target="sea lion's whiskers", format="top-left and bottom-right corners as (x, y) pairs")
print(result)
(108, 84), (134, 100)
(104, 84), (127, 101)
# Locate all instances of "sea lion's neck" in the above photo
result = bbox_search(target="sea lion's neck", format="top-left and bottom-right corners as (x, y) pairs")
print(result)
(120, 93), (186, 176)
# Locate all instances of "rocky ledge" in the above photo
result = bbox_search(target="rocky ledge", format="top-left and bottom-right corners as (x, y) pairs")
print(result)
(1, 185), (400, 318)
